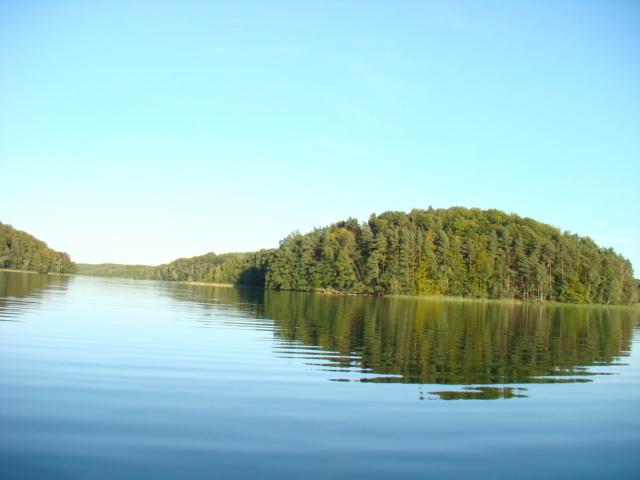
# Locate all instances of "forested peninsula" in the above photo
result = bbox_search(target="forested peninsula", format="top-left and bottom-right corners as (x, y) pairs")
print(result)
(78, 208), (639, 305)
(0, 222), (75, 274)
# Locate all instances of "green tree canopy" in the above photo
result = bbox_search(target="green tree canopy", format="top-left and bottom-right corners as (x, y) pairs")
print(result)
(0, 222), (75, 274)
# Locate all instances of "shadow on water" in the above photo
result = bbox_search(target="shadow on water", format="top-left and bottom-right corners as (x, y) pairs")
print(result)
(0, 271), (72, 321)
(163, 284), (640, 399)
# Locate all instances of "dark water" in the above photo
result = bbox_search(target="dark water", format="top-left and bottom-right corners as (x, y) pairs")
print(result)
(1, 271), (639, 479)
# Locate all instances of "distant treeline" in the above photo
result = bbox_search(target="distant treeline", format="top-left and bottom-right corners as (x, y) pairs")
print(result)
(78, 207), (638, 305)
(75, 263), (157, 279)
(76, 252), (270, 284)
(0, 222), (75, 274)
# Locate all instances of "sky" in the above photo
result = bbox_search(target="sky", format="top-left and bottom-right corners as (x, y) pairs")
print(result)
(1, 0), (639, 270)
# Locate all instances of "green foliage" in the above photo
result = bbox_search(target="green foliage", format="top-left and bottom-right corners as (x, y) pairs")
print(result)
(155, 250), (275, 285)
(264, 208), (637, 304)
(0, 222), (75, 274)
(73, 207), (639, 305)
(80, 250), (277, 286)
(75, 263), (157, 279)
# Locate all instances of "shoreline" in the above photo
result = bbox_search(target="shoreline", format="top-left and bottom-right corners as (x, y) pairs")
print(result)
(0, 268), (38, 274)
(183, 281), (235, 288)
(0, 268), (73, 277)
(2, 268), (638, 309)
(279, 288), (640, 310)
(387, 294), (640, 310)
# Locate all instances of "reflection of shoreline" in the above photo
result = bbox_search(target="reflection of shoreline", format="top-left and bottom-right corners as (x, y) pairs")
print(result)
(264, 290), (639, 386)
(0, 271), (72, 321)
(158, 282), (640, 394)
(0, 267), (73, 277)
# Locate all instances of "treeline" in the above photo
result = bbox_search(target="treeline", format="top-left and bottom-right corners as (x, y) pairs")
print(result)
(265, 208), (637, 304)
(77, 251), (273, 286)
(76, 263), (157, 279)
(155, 251), (272, 285)
(77, 208), (639, 305)
(0, 222), (75, 274)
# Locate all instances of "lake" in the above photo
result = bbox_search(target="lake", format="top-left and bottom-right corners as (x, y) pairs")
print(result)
(1, 270), (639, 479)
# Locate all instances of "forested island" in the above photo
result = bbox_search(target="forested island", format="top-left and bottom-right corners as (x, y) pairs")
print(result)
(76, 208), (639, 305)
(0, 222), (75, 274)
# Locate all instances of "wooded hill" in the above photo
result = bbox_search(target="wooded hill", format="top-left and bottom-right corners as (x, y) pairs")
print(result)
(264, 208), (637, 304)
(0, 222), (75, 274)
(77, 207), (638, 305)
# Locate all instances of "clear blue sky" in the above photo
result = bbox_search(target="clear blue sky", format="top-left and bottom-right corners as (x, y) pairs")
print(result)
(1, 0), (639, 270)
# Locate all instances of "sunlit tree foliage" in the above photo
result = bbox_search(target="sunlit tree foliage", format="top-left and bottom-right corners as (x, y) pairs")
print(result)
(0, 222), (75, 274)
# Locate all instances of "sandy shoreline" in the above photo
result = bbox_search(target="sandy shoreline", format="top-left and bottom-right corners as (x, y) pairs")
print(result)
(183, 281), (235, 288)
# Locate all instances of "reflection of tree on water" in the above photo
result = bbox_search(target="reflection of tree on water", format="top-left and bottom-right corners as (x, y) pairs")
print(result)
(429, 386), (529, 400)
(263, 291), (638, 385)
(162, 284), (639, 387)
(163, 283), (266, 325)
(0, 271), (71, 320)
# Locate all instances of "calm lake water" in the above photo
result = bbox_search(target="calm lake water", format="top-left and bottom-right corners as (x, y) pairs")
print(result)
(1, 271), (639, 479)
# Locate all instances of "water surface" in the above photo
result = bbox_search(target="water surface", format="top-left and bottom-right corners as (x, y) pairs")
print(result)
(1, 271), (639, 479)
